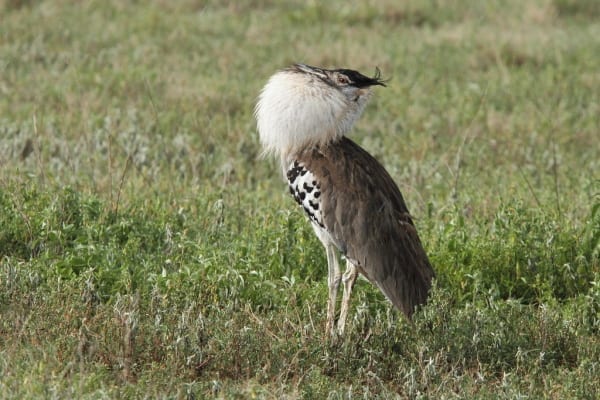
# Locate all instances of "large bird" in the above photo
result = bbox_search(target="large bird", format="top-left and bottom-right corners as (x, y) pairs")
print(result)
(255, 64), (434, 336)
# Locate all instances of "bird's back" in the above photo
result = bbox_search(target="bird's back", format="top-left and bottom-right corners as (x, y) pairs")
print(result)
(295, 137), (435, 317)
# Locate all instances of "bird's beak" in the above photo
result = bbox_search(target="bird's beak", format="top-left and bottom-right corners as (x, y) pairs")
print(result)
(294, 63), (328, 79)
(292, 64), (387, 88)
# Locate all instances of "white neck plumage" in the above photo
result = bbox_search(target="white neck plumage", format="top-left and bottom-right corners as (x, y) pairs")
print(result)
(255, 68), (372, 173)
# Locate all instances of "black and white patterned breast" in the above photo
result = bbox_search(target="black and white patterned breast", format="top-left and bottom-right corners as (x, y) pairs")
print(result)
(286, 161), (324, 228)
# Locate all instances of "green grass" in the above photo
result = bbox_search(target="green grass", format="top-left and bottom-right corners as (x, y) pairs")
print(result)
(1, 0), (599, 398)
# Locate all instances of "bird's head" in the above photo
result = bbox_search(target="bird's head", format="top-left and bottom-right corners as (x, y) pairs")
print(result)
(255, 63), (386, 165)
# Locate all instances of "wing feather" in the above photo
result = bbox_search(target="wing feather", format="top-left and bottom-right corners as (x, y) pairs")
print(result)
(298, 137), (435, 317)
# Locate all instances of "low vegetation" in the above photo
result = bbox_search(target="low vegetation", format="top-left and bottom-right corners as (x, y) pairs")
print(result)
(1, 0), (598, 398)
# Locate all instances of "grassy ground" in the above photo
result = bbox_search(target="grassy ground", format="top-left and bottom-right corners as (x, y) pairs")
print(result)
(1, 0), (599, 398)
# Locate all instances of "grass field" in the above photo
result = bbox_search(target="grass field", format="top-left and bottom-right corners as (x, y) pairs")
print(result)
(1, 0), (599, 398)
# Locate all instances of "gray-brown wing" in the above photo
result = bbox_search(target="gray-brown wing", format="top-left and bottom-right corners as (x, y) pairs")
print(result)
(299, 137), (435, 317)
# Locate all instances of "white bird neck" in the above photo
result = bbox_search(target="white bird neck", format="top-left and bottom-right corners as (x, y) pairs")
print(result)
(255, 69), (372, 172)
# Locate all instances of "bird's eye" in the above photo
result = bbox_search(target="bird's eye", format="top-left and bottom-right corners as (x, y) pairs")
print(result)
(337, 75), (349, 85)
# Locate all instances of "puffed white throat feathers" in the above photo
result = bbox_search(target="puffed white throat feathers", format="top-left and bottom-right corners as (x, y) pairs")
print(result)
(255, 68), (372, 167)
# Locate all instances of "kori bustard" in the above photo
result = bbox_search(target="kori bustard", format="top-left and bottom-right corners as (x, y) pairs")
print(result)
(255, 64), (434, 336)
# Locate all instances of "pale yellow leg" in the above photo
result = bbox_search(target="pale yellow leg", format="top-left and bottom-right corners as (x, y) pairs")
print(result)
(325, 244), (341, 337)
(337, 260), (358, 335)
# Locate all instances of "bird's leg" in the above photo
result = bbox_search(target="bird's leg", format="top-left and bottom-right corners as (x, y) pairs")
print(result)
(325, 244), (341, 337)
(337, 260), (358, 335)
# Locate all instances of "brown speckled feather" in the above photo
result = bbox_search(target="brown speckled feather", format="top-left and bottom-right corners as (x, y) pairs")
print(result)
(296, 137), (435, 317)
